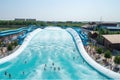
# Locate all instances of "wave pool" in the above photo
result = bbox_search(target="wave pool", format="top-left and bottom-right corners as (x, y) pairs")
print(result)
(0, 27), (111, 80)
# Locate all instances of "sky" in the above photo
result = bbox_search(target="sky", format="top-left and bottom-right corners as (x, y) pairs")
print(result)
(0, 0), (120, 21)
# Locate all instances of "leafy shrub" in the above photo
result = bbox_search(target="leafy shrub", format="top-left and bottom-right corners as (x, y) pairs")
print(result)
(104, 50), (112, 59)
(96, 48), (103, 54)
(114, 55), (120, 64)
(7, 44), (13, 51)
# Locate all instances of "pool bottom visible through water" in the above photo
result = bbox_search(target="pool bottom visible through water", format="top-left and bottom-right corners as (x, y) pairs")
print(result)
(0, 27), (110, 80)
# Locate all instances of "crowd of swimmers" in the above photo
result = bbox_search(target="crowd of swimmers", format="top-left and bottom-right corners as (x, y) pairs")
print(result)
(44, 62), (61, 71)
(2, 47), (87, 79)
(3, 60), (27, 79)
(4, 71), (11, 79)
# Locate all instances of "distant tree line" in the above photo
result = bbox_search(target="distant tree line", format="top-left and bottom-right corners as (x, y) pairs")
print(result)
(0, 20), (86, 28)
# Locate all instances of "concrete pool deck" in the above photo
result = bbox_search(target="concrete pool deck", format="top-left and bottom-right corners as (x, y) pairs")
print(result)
(67, 28), (120, 79)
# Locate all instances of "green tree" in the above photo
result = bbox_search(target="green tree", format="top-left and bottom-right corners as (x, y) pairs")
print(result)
(7, 44), (13, 51)
(96, 48), (103, 54)
(104, 50), (112, 59)
(99, 28), (105, 34)
(114, 55), (120, 64)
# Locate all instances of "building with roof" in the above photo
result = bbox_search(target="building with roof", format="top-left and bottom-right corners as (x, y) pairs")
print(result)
(102, 34), (120, 51)
(97, 22), (120, 31)
(15, 18), (36, 22)
(100, 22), (117, 27)
(15, 18), (26, 21)
(81, 24), (97, 30)
(106, 27), (120, 31)
(88, 31), (99, 39)
(26, 19), (36, 22)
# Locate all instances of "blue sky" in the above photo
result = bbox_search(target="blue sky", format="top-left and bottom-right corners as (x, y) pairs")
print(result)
(0, 0), (120, 21)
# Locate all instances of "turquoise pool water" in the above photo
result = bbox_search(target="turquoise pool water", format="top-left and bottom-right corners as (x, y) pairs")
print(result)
(0, 27), (110, 79)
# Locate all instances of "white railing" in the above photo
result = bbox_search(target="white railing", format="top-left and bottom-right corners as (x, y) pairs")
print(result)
(0, 28), (42, 64)
(67, 28), (120, 79)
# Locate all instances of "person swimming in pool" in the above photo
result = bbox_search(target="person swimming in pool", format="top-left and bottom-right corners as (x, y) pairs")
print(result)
(83, 60), (85, 64)
(4, 71), (7, 76)
(8, 74), (11, 78)
(52, 63), (54, 66)
(73, 49), (75, 52)
(22, 71), (25, 75)
(24, 61), (27, 64)
(45, 64), (47, 67)
(54, 67), (56, 71)
(58, 67), (60, 71)
(44, 67), (46, 71)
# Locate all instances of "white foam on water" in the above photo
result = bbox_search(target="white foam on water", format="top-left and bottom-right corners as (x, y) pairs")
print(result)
(45, 26), (62, 30)
(59, 70), (72, 80)
(27, 65), (43, 80)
